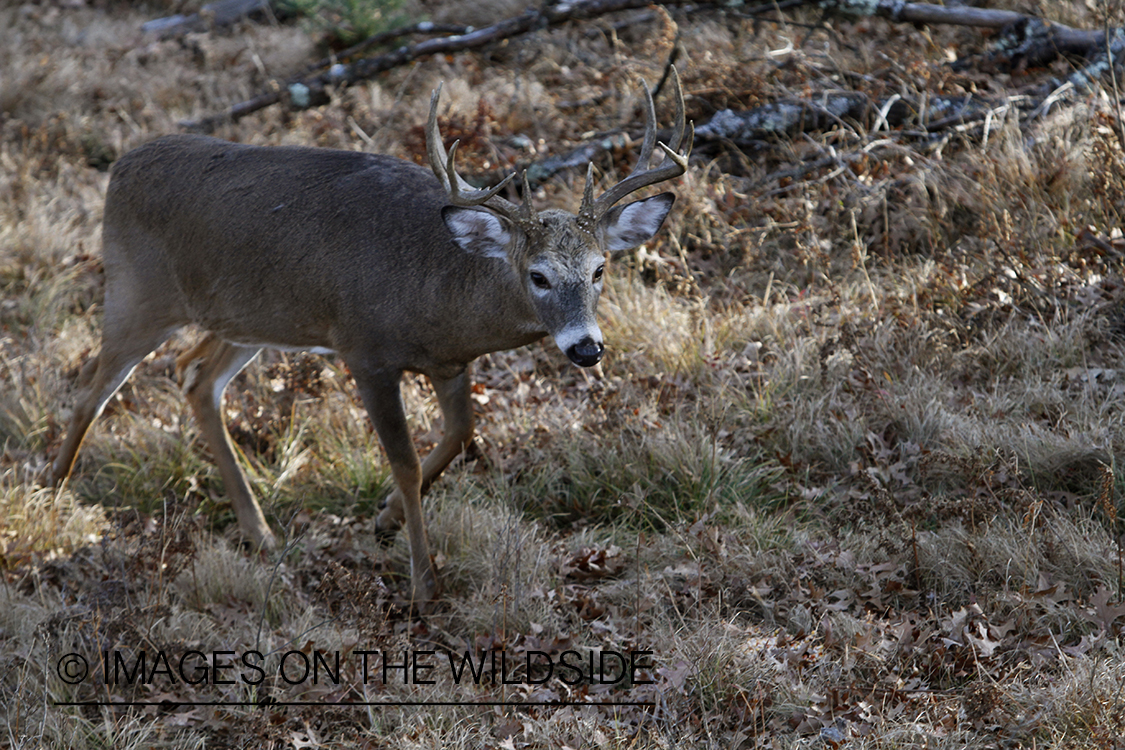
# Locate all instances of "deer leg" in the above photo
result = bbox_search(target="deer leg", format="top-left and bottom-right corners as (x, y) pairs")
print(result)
(376, 369), (473, 536)
(348, 363), (437, 605)
(50, 324), (176, 487)
(177, 334), (274, 549)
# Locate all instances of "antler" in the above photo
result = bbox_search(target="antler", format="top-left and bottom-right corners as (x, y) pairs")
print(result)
(426, 85), (540, 235)
(576, 67), (693, 232)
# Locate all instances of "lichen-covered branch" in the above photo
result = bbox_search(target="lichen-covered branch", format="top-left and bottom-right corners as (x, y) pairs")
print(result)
(693, 91), (1038, 148)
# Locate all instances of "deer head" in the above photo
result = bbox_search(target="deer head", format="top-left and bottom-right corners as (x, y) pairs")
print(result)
(426, 69), (694, 367)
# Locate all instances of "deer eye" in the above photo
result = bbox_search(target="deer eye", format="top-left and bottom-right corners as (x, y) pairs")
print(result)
(529, 271), (551, 290)
(593, 264), (605, 283)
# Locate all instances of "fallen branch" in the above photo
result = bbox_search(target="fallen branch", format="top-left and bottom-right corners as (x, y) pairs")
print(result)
(297, 22), (472, 79)
(814, 0), (1125, 98)
(693, 90), (1043, 148)
(181, 0), (692, 132)
(695, 92), (873, 145)
(817, 0), (1028, 29)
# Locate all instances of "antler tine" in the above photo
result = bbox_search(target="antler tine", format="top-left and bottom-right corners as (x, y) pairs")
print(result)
(679, 120), (695, 165)
(577, 66), (692, 229)
(427, 84), (530, 223)
(513, 169), (539, 231)
(650, 122), (693, 175)
(666, 66), (687, 156)
(635, 77), (657, 170)
(426, 84), (454, 194)
(445, 141), (515, 206)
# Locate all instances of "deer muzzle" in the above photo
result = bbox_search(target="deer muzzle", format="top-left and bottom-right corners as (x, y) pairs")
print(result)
(566, 337), (605, 367)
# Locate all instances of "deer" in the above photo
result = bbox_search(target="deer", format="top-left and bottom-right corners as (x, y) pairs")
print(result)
(49, 70), (692, 606)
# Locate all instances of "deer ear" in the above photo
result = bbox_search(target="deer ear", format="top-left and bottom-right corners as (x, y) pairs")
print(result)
(442, 206), (511, 260)
(600, 193), (675, 254)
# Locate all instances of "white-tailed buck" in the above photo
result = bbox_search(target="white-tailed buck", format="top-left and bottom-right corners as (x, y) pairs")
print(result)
(51, 71), (692, 605)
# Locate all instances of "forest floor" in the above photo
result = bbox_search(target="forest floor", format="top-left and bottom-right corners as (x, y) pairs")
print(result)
(4, 0), (1125, 747)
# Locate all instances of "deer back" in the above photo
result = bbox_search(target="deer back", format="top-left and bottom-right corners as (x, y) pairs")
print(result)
(103, 134), (544, 370)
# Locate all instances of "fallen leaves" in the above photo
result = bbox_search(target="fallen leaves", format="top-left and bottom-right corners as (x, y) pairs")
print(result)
(557, 546), (626, 581)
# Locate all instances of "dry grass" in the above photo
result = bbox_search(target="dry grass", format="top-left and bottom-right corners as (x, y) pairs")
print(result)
(4, 0), (1125, 747)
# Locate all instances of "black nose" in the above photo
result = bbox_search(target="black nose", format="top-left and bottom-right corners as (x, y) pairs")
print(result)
(566, 337), (604, 367)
